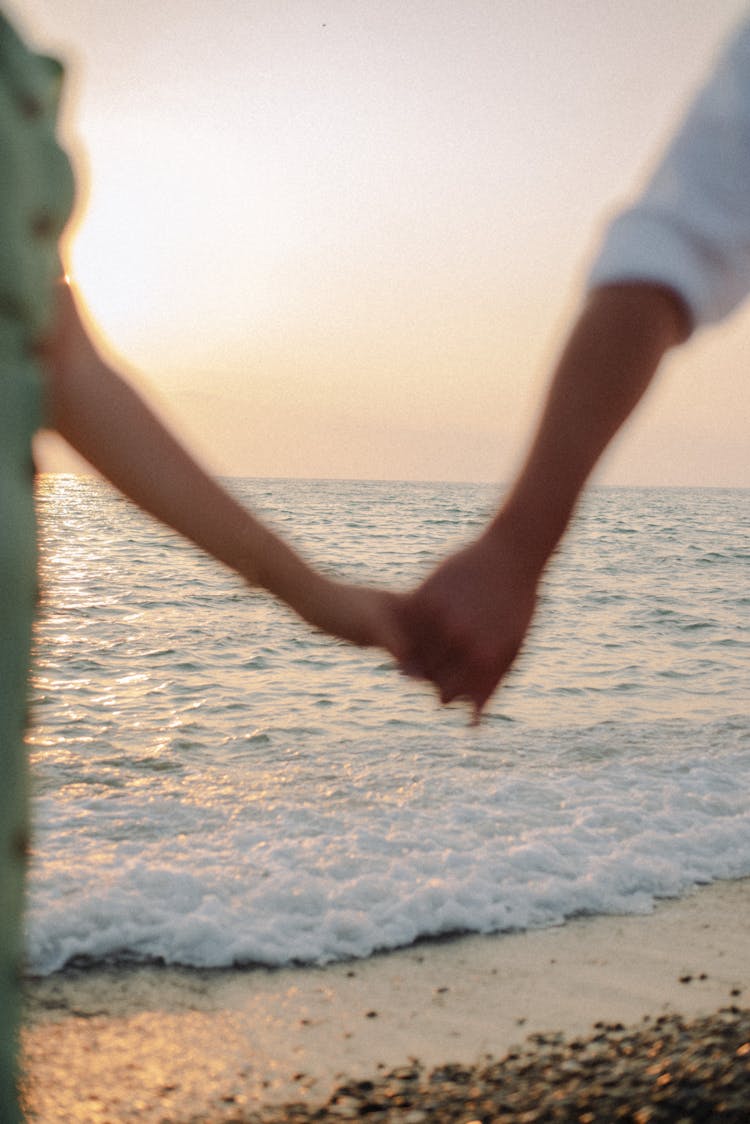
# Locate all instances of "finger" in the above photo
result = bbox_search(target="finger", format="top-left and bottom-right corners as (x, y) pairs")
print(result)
(469, 699), (484, 727)
(397, 600), (473, 683)
(432, 661), (497, 717)
(440, 681), (489, 726)
(399, 658), (428, 680)
(433, 660), (477, 706)
(397, 626), (458, 682)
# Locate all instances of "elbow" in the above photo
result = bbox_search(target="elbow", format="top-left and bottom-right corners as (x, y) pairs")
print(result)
(587, 282), (693, 357)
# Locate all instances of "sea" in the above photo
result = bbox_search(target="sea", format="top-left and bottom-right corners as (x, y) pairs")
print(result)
(26, 475), (749, 978)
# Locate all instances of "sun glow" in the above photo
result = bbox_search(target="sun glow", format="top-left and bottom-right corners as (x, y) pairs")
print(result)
(22, 0), (750, 484)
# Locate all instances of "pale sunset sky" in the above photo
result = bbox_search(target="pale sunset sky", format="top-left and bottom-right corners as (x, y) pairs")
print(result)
(17, 0), (750, 485)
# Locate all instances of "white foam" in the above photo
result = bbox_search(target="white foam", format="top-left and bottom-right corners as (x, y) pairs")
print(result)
(28, 480), (750, 975)
(27, 720), (750, 975)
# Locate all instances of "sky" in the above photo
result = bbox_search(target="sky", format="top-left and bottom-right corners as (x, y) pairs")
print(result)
(17, 0), (750, 485)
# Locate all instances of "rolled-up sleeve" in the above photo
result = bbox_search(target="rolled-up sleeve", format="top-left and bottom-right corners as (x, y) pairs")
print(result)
(588, 19), (750, 331)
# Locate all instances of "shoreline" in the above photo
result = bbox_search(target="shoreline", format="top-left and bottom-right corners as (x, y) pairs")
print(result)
(21, 878), (749, 1121)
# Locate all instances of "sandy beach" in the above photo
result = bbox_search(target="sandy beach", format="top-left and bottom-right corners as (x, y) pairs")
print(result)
(20, 878), (749, 1121)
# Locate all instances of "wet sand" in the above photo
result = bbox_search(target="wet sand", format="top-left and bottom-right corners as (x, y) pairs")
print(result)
(21, 879), (749, 1122)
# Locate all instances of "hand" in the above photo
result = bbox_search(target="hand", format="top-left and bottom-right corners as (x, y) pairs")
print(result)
(397, 518), (545, 721)
(296, 575), (409, 662)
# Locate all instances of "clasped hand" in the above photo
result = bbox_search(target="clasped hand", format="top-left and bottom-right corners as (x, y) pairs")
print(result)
(311, 516), (544, 723)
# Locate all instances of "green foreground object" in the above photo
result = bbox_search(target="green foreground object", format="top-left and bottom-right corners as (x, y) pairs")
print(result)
(0, 347), (39, 1122)
(0, 11), (75, 1118)
(0, 362), (38, 1122)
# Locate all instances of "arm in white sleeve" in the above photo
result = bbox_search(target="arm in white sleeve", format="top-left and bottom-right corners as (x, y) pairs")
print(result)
(588, 18), (750, 330)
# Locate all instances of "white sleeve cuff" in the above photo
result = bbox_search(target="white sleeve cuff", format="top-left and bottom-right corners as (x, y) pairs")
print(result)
(587, 206), (750, 330)
(587, 17), (750, 331)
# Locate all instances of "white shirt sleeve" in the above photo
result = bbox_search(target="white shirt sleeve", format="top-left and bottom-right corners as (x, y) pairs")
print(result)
(588, 19), (750, 331)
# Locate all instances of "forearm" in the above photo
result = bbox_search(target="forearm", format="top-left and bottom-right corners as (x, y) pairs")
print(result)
(42, 283), (319, 608)
(492, 283), (689, 563)
(39, 283), (408, 655)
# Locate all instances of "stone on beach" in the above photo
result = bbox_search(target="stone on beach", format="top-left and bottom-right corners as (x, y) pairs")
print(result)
(247, 1007), (750, 1123)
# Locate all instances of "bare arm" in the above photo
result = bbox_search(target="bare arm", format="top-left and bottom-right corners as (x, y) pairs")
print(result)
(399, 283), (688, 717)
(41, 282), (405, 653)
(497, 283), (688, 561)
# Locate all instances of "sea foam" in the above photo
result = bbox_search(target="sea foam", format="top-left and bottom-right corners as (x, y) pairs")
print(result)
(27, 719), (750, 975)
(27, 479), (749, 975)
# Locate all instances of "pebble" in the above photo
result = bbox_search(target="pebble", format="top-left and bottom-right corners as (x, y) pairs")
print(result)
(241, 1006), (750, 1123)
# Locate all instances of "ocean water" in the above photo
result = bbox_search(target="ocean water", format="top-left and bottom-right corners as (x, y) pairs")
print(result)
(27, 476), (749, 976)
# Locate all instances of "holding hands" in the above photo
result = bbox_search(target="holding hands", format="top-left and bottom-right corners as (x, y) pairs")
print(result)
(316, 282), (688, 720)
(48, 279), (685, 723)
(396, 520), (543, 721)
(296, 518), (543, 724)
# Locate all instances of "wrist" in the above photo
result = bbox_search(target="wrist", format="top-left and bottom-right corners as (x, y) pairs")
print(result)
(483, 499), (562, 575)
(254, 531), (328, 624)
